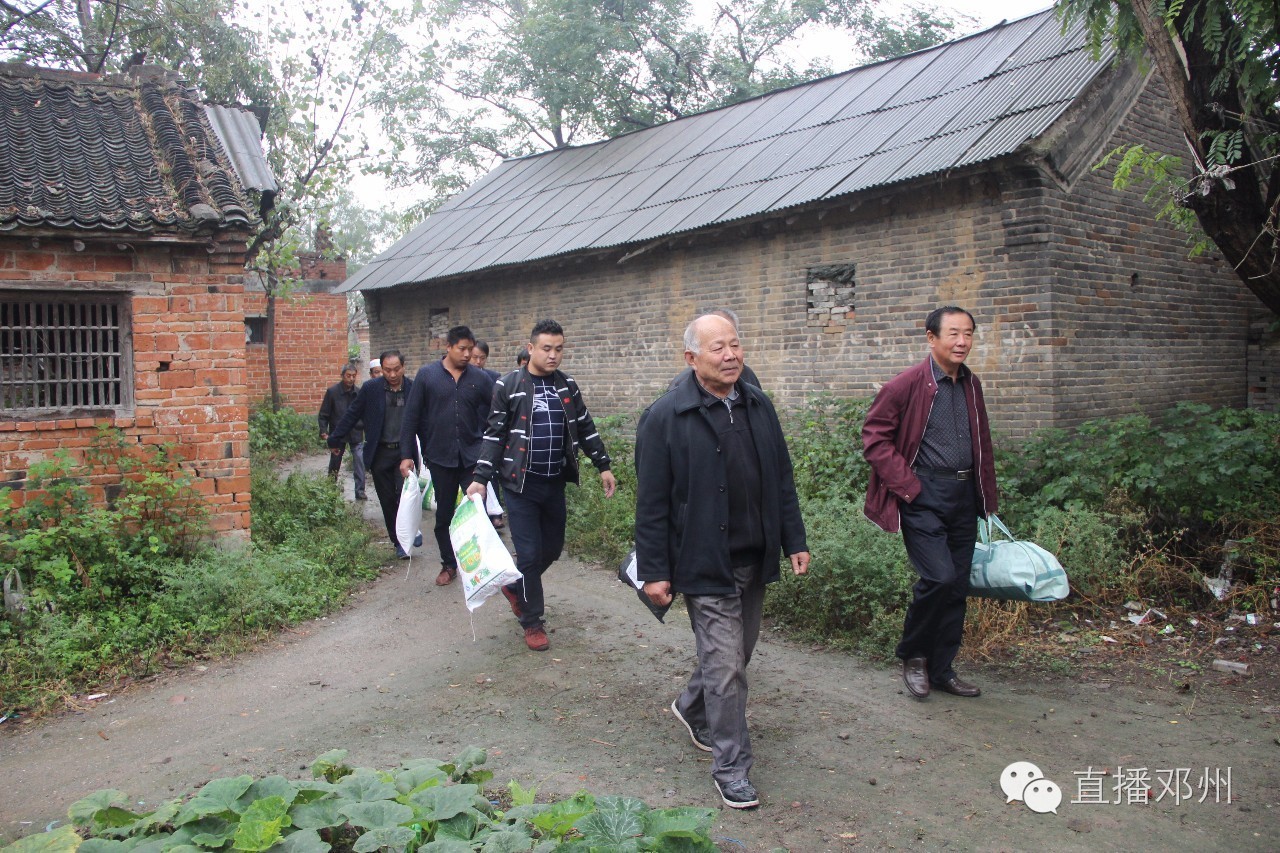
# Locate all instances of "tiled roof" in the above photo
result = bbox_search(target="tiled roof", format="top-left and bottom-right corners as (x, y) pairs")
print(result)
(0, 63), (271, 235)
(344, 7), (1115, 293)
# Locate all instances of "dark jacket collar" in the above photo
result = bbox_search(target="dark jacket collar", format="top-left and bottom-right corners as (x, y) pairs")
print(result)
(671, 370), (760, 414)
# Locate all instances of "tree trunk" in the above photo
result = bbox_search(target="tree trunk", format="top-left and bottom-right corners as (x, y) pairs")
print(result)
(265, 283), (282, 412)
(1141, 1), (1280, 315)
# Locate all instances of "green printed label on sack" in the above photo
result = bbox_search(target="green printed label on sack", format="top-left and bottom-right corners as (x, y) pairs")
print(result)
(450, 494), (479, 527)
(455, 535), (483, 574)
(420, 479), (435, 510)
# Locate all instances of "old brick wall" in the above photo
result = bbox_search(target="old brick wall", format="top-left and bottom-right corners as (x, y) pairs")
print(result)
(244, 289), (349, 413)
(1039, 75), (1254, 424)
(364, 80), (1258, 440)
(1248, 313), (1280, 411)
(1, 235), (252, 535)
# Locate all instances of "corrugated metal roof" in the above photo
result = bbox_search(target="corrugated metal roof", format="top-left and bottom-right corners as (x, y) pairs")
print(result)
(344, 7), (1117, 292)
(204, 105), (278, 194)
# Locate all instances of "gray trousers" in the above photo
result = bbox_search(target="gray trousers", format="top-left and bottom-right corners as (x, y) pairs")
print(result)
(677, 564), (765, 785)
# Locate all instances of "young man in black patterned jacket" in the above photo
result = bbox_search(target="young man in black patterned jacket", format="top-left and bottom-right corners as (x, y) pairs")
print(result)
(467, 319), (616, 651)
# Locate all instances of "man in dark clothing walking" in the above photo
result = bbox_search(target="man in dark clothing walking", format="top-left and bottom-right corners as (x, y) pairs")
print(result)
(318, 362), (366, 500)
(862, 306), (998, 700)
(329, 350), (419, 559)
(466, 319), (615, 651)
(399, 326), (495, 585)
(635, 313), (809, 810)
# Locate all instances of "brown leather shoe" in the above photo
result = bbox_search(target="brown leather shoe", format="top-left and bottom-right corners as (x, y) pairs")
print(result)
(934, 677), (981, 697)
(524, 624), (550, 651)
(903, 657), (930, 699)
(435, 566), (458, 586)
(500, 584), (523, 619)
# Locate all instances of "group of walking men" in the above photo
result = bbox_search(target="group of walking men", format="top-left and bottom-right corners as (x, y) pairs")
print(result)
(322, 306), (997, 811)
(321, 322), (612, 653)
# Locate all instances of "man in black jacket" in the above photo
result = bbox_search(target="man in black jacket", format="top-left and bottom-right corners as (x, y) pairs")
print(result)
(635, 313), (809, 810)
(328, 350), (417, 559)
(318, 362), (366, 500)
(398, 326), (494, 585)
(466, 319), (615, 651)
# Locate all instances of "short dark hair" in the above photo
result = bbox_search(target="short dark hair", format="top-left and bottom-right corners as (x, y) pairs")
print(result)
(925, 306), (976, 336)
(379, 349), (404, 367)
(340, 361), (358, 376)
(530, 319), (563, 340)
(474, 340), (490, 355)
(446, 325), (475, 347)
(516, 347), (530, 365)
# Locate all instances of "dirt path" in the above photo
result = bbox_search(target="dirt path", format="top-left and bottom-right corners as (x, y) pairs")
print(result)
(3, 457), (1276, 851)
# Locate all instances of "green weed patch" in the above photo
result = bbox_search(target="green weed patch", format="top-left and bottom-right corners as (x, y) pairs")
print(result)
(0, 430), (378, 718)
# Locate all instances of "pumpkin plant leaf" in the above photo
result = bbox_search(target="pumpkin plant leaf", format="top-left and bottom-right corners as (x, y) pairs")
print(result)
(2, 825), (83, 853)
(339, 801), (414, 831)
(350, 827), (415, 853)
(231, 796), (291, 852)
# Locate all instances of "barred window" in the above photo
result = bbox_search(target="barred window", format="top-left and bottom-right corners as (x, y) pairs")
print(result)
(1, 292), (133, 417)
(245, 316), (267, 345)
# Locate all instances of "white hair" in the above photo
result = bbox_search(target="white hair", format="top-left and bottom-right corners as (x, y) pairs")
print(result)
(709, 307), (740, 329)
(684, 313), (740, 355)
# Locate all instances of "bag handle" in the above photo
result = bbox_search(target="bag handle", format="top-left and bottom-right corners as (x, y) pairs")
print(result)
(980, 514), (1016, 544)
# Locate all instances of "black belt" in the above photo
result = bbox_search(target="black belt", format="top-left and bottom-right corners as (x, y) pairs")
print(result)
(379, 441), (400, 450)
(913, 465), (972, 480)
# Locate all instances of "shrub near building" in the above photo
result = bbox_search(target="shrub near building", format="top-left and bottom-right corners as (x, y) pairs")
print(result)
(0, 427), (378, 717)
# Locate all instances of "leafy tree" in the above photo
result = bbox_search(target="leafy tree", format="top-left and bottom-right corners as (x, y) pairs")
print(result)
(1061, 0), (1280, 314)
(377, 0), (967, 199)
(0, 0), (272, 104)
(246, 0), (419, 409)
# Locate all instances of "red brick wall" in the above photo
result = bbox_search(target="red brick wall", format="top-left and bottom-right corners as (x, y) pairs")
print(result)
(244, 290), (349, 413)
(1, 234), (252, 535)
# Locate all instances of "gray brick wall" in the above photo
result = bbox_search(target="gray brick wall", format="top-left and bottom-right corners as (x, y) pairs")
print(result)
(365, 77), (1261, 440)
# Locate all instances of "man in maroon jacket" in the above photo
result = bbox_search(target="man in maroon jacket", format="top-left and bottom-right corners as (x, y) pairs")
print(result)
(862, 307), (998, 700)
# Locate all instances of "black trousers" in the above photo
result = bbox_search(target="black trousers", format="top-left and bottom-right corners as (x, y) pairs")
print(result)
(502, 474), (566, 629)
(896, 473), (978, 685)
(426, 462), (474, 568)
(371, 444), (405, 546)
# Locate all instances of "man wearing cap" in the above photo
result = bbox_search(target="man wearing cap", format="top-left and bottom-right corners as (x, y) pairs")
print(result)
(368, 358), (383, 380)
(329, 350), (418, 559)
(318, 361), (366, 500)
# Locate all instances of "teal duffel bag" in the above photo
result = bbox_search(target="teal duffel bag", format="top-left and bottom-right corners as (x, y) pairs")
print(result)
(970, 515), (1070, 602)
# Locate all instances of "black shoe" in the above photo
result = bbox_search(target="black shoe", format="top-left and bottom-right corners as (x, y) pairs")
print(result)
(903, 657), (930, 699)
(671, 700), (712, 752)
(355, 491), (367, 501)
(933, 676), (981, 697)
(714, 778), (760, 809)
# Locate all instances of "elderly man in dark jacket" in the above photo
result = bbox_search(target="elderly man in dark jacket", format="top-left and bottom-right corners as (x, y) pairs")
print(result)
(635, 313), (809, 810)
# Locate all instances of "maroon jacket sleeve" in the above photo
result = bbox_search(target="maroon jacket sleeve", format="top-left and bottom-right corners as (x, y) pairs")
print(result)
(862, 378), (922, 506)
